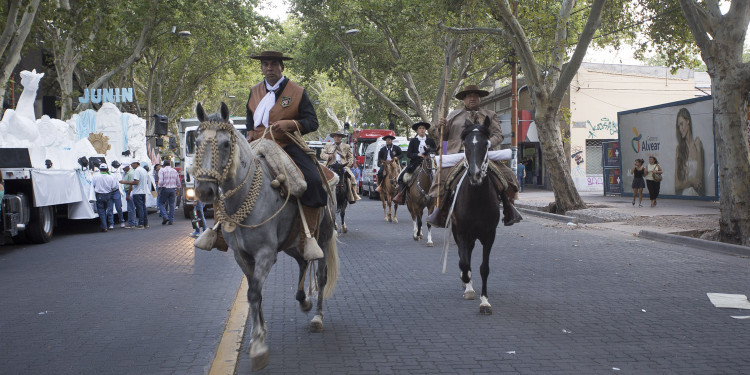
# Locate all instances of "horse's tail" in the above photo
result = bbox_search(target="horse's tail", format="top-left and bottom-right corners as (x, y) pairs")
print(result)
(322, 230), (339, 299)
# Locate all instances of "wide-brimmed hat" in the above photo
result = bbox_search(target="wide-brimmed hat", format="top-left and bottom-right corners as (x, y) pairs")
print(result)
(382, 135), (396, 140)
(455, 84), (490, 100)
(250, 50), (293, 61)
(330, 130), (347, 137)
(412, 121), (431, 131)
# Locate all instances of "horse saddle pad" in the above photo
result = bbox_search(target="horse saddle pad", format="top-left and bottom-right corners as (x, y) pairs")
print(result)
(250, 138), (307, 197)
(444, 161), (509, 196)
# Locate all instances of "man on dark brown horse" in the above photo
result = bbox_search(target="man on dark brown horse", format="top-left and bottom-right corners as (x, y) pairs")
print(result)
(426, 84), (522, 228)
(245, 50), (326, 260)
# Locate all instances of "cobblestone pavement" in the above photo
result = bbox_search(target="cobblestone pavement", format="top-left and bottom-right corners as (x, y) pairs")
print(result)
(236, 198), (750, 374)
(0, 214), (242, 375)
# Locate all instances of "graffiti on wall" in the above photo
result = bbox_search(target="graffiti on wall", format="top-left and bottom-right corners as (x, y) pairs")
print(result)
(587, 176), (604, 186)
(587, 117), (618, 138)
(571, 146), (585, 177)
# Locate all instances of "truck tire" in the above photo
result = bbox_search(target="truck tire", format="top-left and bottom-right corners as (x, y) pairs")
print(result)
(26, 206), (54, 244)
(184, 203), (193, 219)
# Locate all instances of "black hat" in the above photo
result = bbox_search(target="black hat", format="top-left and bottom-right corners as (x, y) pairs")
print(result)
(250, 50), (293, 61)
(330, 130), (347, 137)
(382, 135), (396, 140)
(455, 84), (490, 100)
(412, 122), (431, 131)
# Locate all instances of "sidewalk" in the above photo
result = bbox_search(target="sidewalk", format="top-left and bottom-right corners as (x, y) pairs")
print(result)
(515, 188), (749, 256)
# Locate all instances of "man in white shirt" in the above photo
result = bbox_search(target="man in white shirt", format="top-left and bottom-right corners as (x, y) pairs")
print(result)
(122, 160), (151, 228)
(92, 163), (118, 232)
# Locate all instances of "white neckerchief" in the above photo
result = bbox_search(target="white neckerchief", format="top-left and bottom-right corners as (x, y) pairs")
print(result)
(416, 135), (427, 154)
(253, 76), (286, 128)
(334, 142), (342, 162)
(386, 145), (392, 161)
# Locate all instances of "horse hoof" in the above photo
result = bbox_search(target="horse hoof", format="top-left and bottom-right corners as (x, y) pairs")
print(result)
(299, 298), (313, 312)
(479, 305), (493, 315)
(342, 225), (348, 233)
(413, 235), (419, 241)
(426, 242), (434, 247)
(464, 290), (475, 300)
(309, 315), (324, 333)
(394, 218), (398, 223)
(418, 235), (423, 240)
(251, 350), (270, 371)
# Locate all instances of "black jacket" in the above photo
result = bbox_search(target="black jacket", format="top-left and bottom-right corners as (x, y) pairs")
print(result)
(406, 136), (437, 162)
(377, 144), (403, 165)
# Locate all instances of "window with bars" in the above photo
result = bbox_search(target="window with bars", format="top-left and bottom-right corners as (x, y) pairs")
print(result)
(586, 139), (603, 175)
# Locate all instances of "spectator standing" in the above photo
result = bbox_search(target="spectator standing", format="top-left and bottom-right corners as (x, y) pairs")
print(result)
(128, 160), (150, 228)
(158, 160), (181, 225)
(153, 163), (163, 218)
(120, 159), (137, 228)
(0, 173), (5, 215)
(110, 160), (126, 227)
(191, 200), (207, 237)
(92, 163), (118, 232)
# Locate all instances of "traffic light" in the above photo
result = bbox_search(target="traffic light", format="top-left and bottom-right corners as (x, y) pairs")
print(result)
(169, 136), (177, 150)
(153, 114), (168, 135)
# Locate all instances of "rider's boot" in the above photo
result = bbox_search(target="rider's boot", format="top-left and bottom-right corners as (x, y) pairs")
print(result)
(392, 188), (404, 205)
(299, 206), (324, 260)
(351, 182), (361, 202)
(347, 185), (357, 204)
(426, 194), (451, 228)
(500, 191), (523, 226)
(375, 183), (382, 193)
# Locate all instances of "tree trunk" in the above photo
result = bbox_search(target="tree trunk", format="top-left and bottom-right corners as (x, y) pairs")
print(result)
(0, 0), (42, 107)
(534, 99), (585, 213)
(711, 65), (750, 246)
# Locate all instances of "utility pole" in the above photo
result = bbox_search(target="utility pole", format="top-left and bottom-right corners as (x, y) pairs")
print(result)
(510, 0), (519, 177)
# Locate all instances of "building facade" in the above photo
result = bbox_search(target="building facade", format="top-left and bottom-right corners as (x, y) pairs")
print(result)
(482, 63), (705, 192)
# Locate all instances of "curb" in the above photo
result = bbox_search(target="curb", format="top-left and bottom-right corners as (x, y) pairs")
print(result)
(639, 230), (750, 257)
(518, 207), (579, 224)
(209, 276), (249, 375)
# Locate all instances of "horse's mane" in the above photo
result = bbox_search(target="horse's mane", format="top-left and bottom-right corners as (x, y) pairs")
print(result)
(460, 123), (490, 141)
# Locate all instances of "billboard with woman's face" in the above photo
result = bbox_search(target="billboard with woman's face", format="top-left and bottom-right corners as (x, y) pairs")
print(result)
(618, 96), (717, 199)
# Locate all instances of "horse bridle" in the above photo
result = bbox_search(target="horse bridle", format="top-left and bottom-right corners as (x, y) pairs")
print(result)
(192, 120), (238, 185)
(414, 154), (435, 198)
(462, 133), (490, 179)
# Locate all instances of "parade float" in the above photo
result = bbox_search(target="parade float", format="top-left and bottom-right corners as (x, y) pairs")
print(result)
(0, 69), (154, 244)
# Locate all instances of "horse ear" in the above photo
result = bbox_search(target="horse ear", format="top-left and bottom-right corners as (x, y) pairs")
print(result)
(220, 102), (230, 122)
(483, 115), (491, 128)
(196, 102), (206, 122)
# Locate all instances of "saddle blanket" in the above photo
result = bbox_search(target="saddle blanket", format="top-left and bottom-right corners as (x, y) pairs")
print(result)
(250, 138), (306, 197)
(436, 149), (512, 168)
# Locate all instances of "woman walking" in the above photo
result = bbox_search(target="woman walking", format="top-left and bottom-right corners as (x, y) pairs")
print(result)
(646, 156), (663, 207)
(630, 158), (646, 207)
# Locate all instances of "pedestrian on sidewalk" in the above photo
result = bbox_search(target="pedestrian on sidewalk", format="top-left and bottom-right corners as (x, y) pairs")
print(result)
(646, 156), (663, 207)
(158, 160), (180, 225)
(110, 160), (126, 227)
(517, 160), (526, 193)
(630, 158), (646, 207)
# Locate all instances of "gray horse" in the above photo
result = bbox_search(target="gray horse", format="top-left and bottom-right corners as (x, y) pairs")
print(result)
(191, 102), (339, 371)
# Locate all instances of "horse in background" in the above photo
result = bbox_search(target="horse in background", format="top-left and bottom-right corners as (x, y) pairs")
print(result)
(191, 102), (339, 370)
(329, 162), (349, 233)
(380, 161), (400, 222)
(450, 119), (501, 315)
(406, 152), (436, 246)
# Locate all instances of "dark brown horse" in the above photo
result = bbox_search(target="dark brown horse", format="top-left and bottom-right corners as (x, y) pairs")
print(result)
(406, 153), (436, 246)
(451, 119), (500, 315)
(329, 162), (349, 233)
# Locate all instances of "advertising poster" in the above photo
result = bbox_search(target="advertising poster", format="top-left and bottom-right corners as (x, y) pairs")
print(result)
(618, 96), (717, 199)
(604, 168), (622, 194)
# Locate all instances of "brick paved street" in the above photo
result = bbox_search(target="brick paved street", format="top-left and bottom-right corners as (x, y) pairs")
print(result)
(0, 213), (242, 374)
(237, 198), (750, 374)
(2, 198), (749, 374)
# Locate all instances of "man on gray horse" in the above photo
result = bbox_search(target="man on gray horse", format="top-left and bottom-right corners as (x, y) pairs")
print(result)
(245, 50), (327, 260)
(321, 130), (360, 204)
(392, 121), (437, 205)
(426, 84), (522, 228)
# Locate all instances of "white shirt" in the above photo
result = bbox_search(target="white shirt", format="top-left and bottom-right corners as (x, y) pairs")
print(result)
(92, 172), (119, 194)
(334, 143), (342, 163)
(386, 146), (393, 161)
(131, 166), (150, 195)
(416, 135), (427, 154)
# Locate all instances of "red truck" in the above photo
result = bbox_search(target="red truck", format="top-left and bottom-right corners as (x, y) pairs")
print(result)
(350, 129), (396, 167)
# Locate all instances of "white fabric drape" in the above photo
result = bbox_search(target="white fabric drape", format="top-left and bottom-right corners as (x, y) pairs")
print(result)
(252, 76), (286, 128)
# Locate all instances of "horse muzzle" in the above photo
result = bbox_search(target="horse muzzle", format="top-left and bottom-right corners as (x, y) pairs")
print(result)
(469, 168), (485, 186)
(194, 179), (219, 202)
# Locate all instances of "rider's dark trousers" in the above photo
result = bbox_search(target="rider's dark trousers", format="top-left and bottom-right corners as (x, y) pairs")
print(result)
(284, 143), (327, 208)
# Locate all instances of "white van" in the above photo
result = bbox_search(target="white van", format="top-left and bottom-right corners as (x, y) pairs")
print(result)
(361, 136), (409, 199)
